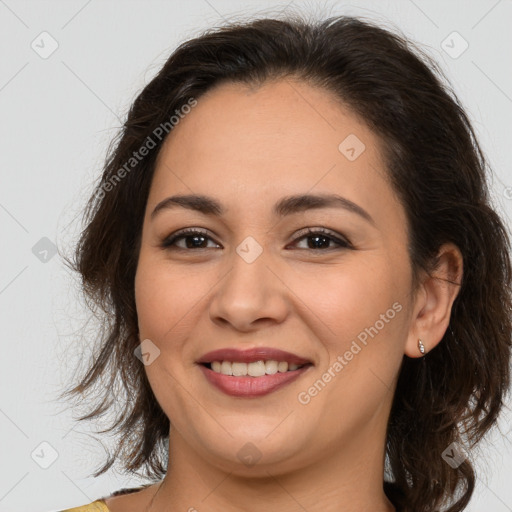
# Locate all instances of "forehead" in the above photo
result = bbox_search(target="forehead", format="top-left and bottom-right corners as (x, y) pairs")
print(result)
(150, 78), (401, 224)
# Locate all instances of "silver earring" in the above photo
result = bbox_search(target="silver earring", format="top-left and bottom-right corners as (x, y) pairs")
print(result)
(418, 339), (426, 355)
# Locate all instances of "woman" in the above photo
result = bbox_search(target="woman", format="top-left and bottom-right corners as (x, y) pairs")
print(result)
(58, 13), (512, 512)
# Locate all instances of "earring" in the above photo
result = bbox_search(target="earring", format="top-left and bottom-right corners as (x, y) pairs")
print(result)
(418, 339), (426, 355)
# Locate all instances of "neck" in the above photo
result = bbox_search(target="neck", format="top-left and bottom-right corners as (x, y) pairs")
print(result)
(149, 424), (396, 512)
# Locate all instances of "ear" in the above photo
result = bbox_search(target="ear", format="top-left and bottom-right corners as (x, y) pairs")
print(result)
(405, 242), (463, 358)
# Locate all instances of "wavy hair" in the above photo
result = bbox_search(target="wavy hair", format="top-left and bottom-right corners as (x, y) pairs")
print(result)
(60, 13), (512, 512)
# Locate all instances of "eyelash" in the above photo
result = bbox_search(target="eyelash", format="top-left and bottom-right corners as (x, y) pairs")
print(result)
(161, 227), (353, 252)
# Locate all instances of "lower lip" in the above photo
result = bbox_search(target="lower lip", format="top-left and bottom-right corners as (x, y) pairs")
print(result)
(198, 364), (312, 397)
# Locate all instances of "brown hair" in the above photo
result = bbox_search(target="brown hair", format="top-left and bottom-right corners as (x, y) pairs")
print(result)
(60, 13), (512, 512)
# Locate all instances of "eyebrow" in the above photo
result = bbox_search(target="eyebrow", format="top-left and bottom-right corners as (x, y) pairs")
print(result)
(151, 193), (375, 225)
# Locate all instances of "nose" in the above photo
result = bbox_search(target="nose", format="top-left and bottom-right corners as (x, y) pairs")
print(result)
(208, 243), (289, 333)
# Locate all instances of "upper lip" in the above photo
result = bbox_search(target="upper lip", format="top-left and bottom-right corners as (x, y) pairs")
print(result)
(196, 347), (313, 366)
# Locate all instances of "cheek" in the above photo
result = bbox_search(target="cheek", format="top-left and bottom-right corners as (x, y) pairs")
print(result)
(134, 254), (202, 418)
(292, 256), (406, 349)
(134, 254), (179, 347)
(134, 259), (162, 337)
(134, 250), (215, 345)
(294, 264), (408, 441)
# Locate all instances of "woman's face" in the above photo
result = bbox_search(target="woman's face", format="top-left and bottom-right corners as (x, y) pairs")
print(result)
(135, 78), (417, 475)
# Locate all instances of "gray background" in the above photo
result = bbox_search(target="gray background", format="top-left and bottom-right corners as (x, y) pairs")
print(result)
(1, 1), (511, 511)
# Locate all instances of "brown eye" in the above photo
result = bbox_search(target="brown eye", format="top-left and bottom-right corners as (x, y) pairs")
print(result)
(289, 227), (352, 250)
(162, 229), (220, 250)
(161, 227), (352, 252)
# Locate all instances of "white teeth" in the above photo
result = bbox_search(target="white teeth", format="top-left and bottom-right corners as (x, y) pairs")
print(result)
(278, 361), (288, 373)
(265, 360), (278, 374)
(208, 360), (306, 377)
(220, 361), (232, 375)
(248, 360), (266, 377)
(232, 362), (247, 376)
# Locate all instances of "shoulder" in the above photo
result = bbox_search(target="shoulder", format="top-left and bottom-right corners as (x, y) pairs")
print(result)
(102, 483), (159, 512)
(59, 500), (109, 512)
(58, 484), (152, 512)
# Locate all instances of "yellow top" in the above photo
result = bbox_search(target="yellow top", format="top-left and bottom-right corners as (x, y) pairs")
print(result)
(58, 483), (152, 511)
(60, 500), (110, 512)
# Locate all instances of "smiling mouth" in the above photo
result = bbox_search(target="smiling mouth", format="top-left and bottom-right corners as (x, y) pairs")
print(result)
(201, 360), (313, 377)
(198, 360), (313, 397)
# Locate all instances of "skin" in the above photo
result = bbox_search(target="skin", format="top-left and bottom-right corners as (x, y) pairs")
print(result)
(104, 78), (463, 512)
